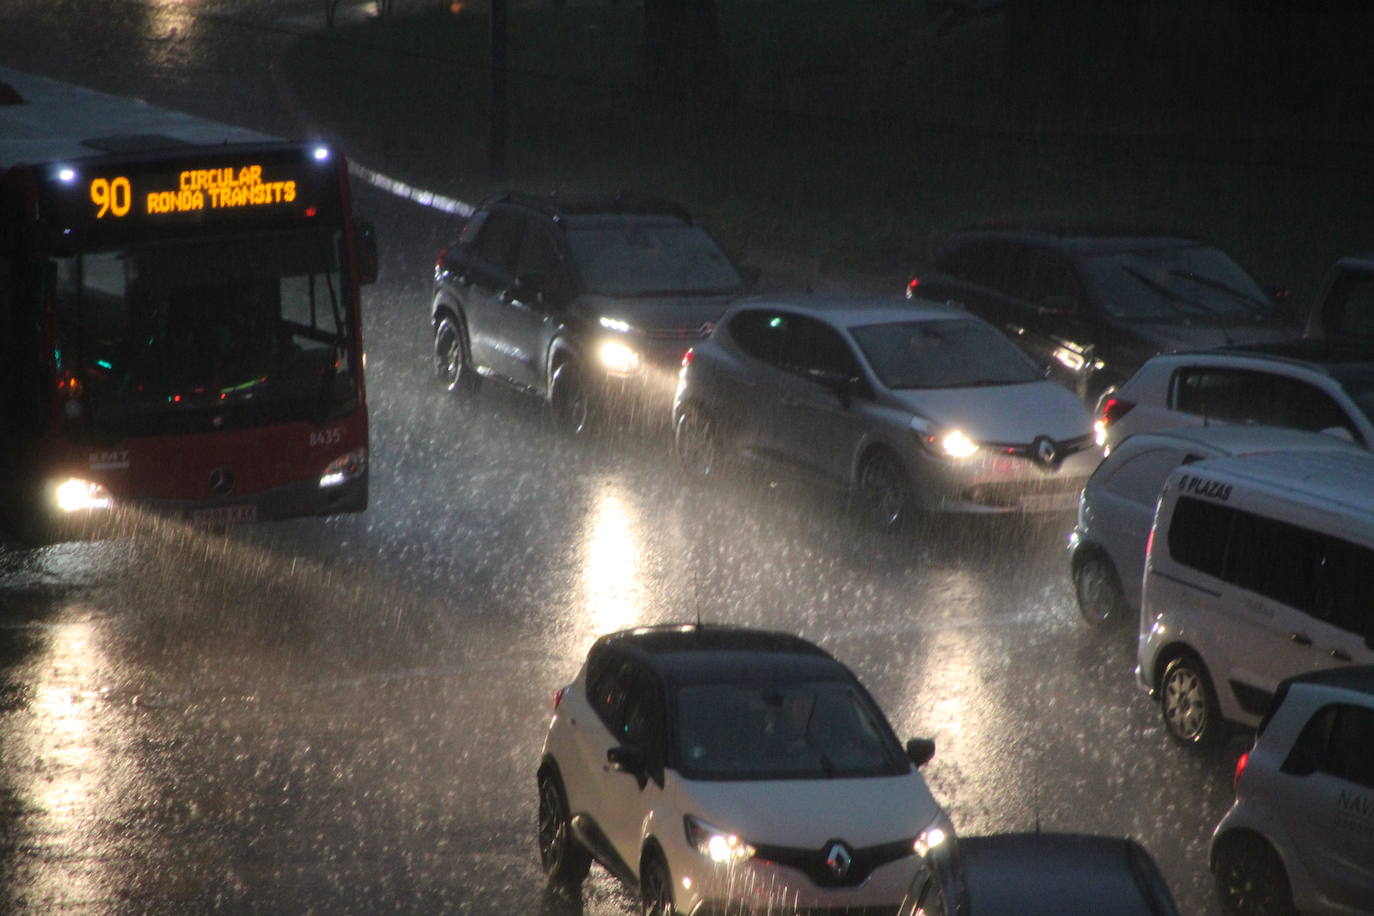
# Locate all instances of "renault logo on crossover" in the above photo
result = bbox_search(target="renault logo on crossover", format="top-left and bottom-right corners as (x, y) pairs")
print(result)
(209, 468), (235, 496)
(825, 841), (853, 878)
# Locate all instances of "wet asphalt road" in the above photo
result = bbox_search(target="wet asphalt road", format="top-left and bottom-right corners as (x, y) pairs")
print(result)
(0, 2), (1243, 912)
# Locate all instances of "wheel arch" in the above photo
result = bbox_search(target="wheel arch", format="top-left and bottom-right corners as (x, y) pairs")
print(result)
(1152, 641), (1209, 694)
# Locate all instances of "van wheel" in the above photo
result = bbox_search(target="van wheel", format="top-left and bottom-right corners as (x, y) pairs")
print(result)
(1213, 833), (1297, 916)
(1160, 654), (1221, 747)
(1073, 554), (1126, 626)
(639, 853), (676, 916)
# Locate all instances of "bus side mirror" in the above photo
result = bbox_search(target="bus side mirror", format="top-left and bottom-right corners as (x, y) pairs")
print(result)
(355, 220), (378, 285)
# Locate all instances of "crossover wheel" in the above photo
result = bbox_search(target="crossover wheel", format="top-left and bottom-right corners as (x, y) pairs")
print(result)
(1160, 654), (1221, 747)
(639, 854), (675, 916)
(859, 449), (912, 533)
(674, 405), (719, 478)
(434, 314), (479, 396)
(550, 362), (591, 436)
(1213, 833), (1297, 916)
(537, 771), (591, 889)
(1073, 554), (1127, 625)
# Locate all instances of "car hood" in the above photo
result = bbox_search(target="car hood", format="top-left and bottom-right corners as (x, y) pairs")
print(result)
(1121, 318), (1295, 352)
(890, 381), (1092, 444)
(671, 771), (941, 848)
(574, 293), (739, 334)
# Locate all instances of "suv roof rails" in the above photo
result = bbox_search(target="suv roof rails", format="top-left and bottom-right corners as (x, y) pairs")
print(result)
(482, 189), (695, 224)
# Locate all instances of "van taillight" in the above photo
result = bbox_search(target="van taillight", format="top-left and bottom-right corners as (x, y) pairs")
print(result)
(1233, 751), (1249, 790)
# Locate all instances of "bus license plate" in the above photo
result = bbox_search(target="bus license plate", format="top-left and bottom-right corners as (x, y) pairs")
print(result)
(191, 505), (258, 526)
(1020, 491), (1078, 513)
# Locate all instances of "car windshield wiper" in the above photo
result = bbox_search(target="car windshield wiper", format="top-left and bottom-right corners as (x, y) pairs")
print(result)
(1120, 265), (1221, 316)
(1165, 269), (1272, 316)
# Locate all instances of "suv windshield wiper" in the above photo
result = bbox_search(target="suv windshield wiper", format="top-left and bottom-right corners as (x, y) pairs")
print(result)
(1165, 269), (1272, 316)
(1120, 265), (1221, 316)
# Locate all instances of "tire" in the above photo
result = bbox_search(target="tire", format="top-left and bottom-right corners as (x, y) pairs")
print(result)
(434, 313), (479, 396)
(639, 853), (675, 916)
(858, 449), (913, 533)
(1073, 553), (1127, 626)
(1213, 833), (1297, 916)
(1160, 653), (1221, 747)
(550, 362), (592, 436)
(674, 405), (719, 479)
(537, 770), (591, 889)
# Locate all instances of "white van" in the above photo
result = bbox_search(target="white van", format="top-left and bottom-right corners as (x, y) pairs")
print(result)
(1136, 449), (1374, 747)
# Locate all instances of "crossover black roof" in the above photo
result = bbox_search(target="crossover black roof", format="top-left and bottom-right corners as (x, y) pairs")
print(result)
(596, 624), (847, 687)
(1282, 665), (1374, 697)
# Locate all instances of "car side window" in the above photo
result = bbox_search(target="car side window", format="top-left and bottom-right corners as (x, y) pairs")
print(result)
(1173, 368), (1358, 438)
(620, 669), (666, 761)
(1285, 703), (1374, 789)
(1323, 273), (1374, 339)
(729, 310), (788, 367)
(780, 315), (857, 380)
(588, 657), (633, 734)
(470, 206), (523, 275)
(1101, 448), (1187, 506)
(1023, 249), (1081, 311)
(513, 221), (573, 304)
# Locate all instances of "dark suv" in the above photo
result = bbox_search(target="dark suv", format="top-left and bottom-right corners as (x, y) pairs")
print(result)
(430, 191), (749, 432)
(908, 223), (1299, 404)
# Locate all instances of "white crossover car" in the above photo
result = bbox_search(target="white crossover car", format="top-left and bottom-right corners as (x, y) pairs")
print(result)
(537, 624), (953, 915)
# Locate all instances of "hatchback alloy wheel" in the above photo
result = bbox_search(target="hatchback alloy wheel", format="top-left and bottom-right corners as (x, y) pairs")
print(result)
(674, 406), (718, 478)
(859, 450), (912, 532)
(1074, 555), (1126, 626)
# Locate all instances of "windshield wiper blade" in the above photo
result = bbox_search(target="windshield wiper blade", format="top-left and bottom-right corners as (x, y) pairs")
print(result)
(1121, 265), (1219, 315)
(1165, 269), (1271, 316)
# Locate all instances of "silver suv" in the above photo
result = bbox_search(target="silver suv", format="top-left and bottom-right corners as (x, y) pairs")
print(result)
(1210, 666), (1374, 915)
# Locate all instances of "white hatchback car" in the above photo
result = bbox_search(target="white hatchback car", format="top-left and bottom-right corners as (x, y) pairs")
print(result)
(1094, 340), (1374, 453)
(674, 295), (1099, 529)
(538, 624), (953, 916)
(1068, 425), (1362, 625)
(1211, 666), (1374, 915)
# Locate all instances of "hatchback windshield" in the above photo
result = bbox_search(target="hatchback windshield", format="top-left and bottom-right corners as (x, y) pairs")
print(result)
(673, 679), (906, 780)
(1080, 244), (1275, 321)
(850, 318), (1042, 389)
(565, 217), (744, 297)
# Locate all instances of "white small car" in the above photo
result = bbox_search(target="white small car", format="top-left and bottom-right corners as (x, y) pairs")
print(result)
(1093, 341), (1374, 454)
(1211, 666), (1374, 915)
(537, 624), (953, 915)
(1068, 425), (1362, 625)
(674, 294), (1099, 530)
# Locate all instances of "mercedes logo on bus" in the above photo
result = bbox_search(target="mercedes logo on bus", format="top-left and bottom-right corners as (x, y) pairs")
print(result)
(209, 468), (235, 496)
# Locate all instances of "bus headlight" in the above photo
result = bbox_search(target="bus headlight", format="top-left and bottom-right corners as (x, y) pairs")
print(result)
(598, 339), (642, 376)
(53, 478), (114, 512)
(319, 448), (367, 488)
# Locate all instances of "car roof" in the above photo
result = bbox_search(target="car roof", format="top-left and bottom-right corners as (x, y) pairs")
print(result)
(954, 833), (1178, 915)
(728, 293), (972, 328)
(943, 220), (1204, 255)
(1214, 339), (1374, 371)
(1281, 665), (1374, 699)
(595, 624), (851, 687)
(480, 189), (694, 224)
(1113, 424), (1361, 457)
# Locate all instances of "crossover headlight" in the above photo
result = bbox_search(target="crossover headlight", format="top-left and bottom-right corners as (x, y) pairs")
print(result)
(685, 815), (756, 864)
(910, 418), (979, 459)
(319, 448), (368, 489)
(597, 339), (642, 375)
(53, 478), (114, 513)
(914, 810), (956, 859)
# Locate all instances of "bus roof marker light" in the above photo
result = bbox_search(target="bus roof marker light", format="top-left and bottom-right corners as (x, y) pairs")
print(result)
(312, 146), (331, 161)
(58, 167), (77, 183)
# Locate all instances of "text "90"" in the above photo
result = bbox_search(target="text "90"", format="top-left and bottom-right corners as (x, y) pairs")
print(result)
(90, 176), (133, 218)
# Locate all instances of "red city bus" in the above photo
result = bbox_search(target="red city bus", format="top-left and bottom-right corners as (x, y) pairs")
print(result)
(1, 74), (375, 540)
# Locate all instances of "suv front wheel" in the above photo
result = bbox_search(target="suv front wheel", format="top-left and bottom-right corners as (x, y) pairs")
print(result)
(551, 362), (592, 436)
(434, 313), (480, 396)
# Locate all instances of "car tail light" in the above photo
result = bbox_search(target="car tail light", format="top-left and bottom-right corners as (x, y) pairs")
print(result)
(1233, 751), (1249, 790)
(553, 685), (569, 712)
(681, 348), (696, 369)
(435, 248), (447, 270)
(1098, 396), (1135, 427)
(906, 276), (920, 299)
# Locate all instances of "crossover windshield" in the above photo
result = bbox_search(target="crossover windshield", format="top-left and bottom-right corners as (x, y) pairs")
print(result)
(673, 679), (906, 780)
(566, 217), (744, 297)
(53, 228), (356, 434)
(850, 318), (1042, 389)
(1081, 244), (1275, 320)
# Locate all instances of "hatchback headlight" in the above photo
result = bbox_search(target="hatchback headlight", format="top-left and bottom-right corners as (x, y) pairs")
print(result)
(910, 418), (979, 459)
(685, 815), (756, 864)
(914, 810), (957, 860)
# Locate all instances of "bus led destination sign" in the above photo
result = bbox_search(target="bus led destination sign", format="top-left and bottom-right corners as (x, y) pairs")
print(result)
(89, 164), (299, 219)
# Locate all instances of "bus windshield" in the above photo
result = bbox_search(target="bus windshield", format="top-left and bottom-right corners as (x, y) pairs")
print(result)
(54, 227), (356, 435)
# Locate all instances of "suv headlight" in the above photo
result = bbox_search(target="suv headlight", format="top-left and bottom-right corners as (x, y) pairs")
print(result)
(685, 815), (756, 864)
(910, 418), (979, 459)
(597, 339), (642, 375)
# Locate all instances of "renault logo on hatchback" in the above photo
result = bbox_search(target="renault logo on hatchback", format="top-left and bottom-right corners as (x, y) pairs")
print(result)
(209, 468), (235, 496)
(1033, 436), (1060, 468)
(825, 841), (853, 878)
